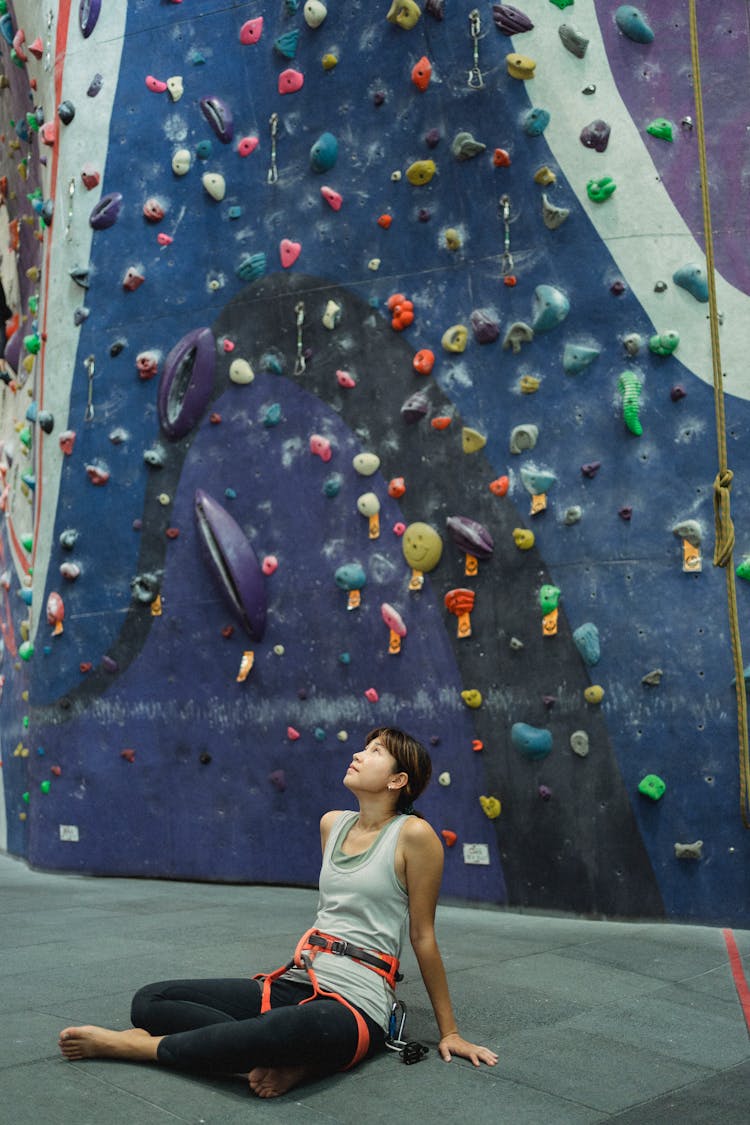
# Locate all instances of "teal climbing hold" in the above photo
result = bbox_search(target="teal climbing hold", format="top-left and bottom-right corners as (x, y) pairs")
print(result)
(673, 263), (709, 303)
(236, 252), (267, 282)
(263, 403), (282, 427)
(649, 331), (679, 356)
(618, 371), (643, 435)
(563, 343), (600, 374)
(334, 563), (367, 591)
(572, 622), (601, 666)
(615, 5), (655, 44)
(274, 29), (300, 58)
(520, 466), (557, 495)
(195, 139), (212, 160)
(511, 722), (553, 760)
(310, 132), (338, 173)
(532, 285), (570, 332)
(324, 473), (343, 497)
(647, 118), (674, 142)
(586, 176), (617, 203)
(523, 108), (550, 136)
(638, 774), (666, 801)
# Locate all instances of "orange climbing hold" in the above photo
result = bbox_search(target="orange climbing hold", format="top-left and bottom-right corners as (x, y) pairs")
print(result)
(431, 416), (452, 430)
(472, 740), (484, 752)
(377, 213), (393, 229)
(441, 830), (457, 847)
(493, 148), (511, 166)
(411, 56), (432, 92)
(413, 348), (435, 375)
(387, 293), (415, 331)
(388, 477), (406, 499)
(489, 476), (509, 496)
(444, 588), (475, 638)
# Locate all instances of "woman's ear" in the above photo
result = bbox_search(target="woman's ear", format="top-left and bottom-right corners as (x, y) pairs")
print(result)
(389, 771), (409, 793)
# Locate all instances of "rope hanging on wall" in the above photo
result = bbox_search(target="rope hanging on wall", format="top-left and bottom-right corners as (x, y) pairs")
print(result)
(689, 0), (750, 828)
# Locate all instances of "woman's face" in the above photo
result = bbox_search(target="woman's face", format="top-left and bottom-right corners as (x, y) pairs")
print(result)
(344, 736), (403, 797)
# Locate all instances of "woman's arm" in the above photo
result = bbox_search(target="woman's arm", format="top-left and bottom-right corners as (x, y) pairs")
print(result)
(402, 818), (498, 1067)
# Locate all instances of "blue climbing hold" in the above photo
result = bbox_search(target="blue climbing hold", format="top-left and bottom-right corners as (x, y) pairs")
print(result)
(615, 5), (654, 44)
(274, 29), (301, 58)
(563, 343), (600, 374)
(520, 466), (557, 495)
(673, 263), (709, 303)
(334, 563), (367, 591)
(573, 622), (601, 666)
(236, 252), (267, 282)
(263, 403), (282, 427)
(310, 132), (338, 173)
(511, 722), (553, 760)
(532, 285), (570, 332)
(324, 474), (343, 498)
(523, 108), (550, 136)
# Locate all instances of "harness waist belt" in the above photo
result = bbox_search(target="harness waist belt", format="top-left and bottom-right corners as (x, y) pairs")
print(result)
(305, 930), (403, 982)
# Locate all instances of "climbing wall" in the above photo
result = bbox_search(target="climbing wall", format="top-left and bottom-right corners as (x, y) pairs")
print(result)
(2, 0), (750, 922)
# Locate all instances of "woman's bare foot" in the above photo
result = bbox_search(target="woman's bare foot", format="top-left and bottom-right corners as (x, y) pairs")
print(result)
(248, 1064), (317, 1098)
(59, 1026), (160, 1062)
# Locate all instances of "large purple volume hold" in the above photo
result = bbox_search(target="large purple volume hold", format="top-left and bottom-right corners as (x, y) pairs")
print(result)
(158, 327), (216, 439)
(194, 490), (267, 641)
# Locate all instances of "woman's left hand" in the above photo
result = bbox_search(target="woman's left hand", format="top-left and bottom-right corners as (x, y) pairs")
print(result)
(438, 1032), (498, 1067)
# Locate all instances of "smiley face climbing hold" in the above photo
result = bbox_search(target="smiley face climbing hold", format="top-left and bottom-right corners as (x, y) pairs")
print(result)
(406, 160), (436, 186)
(479, 795), (501, 819)
(386, 0), (422, 29)
(441, 325), (468, 353)
(402, 522), (443, 574)
(194, 489), (266, 640)
(158, 327), (216, 440)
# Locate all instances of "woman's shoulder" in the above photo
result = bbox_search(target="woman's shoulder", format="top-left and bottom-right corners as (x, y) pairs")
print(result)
(319, 809), (352, 851)
(399, 814), (441, 850)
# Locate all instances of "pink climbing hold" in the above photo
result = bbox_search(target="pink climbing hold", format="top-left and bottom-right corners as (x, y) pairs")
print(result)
(122, 268), (145, 292)
(321, 185), (343, 211)
(336, 370), (356, 388)
(262, 555), (279, 575)
(58, 431), (75, 456)
(145, 75), (168, 93)
(157, 233), (173, 246)
(364, 688), (380, 703)
(40, 122), (56, 146)
(287, 726), (301, 741)
(222, 338), (235, 353)
(278, 68), (304, 95)
(393, 522), (406, 536)
(12, 29), (27, 63)
(280, 239), (301, 268)
(237, 136), (259, 157)
(81, 165), (100, 190)
(310, 434), (332, 462)
(28, 36), (44, 59)
(85, 464), (110, 486)
(240, 17), (263, 44)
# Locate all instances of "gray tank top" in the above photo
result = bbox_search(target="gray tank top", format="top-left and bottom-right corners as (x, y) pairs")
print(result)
(284, 810), (409, 1030)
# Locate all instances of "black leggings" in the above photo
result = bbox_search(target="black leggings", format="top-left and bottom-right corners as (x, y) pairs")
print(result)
(130, 976), (385, 1075)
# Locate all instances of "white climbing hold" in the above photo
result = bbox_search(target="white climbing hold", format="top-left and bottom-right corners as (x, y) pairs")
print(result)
(202, 172), (226, 201)
(229, 358), (254, 385)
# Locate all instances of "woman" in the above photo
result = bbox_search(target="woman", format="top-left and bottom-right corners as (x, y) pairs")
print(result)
(59, 726), (498, 1097)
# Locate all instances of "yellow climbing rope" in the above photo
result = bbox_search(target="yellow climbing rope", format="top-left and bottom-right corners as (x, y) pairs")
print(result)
(689, 0), (750, 827)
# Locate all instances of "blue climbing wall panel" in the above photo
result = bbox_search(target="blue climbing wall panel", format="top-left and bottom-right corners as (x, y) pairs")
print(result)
(1, 1), (750, 922)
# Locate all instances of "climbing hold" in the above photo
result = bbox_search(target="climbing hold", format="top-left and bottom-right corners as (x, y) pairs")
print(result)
(438, 773), (451, 788)
(381, 603), (407, 654)
(493, 148), (511, 167)
(158, 327), (216, 440)
(638, 774), (666, 801)
(511, 723), (552, 760)
(671, 385), (687, 402)
(411, 56), (432, 91)
(446, 516), (494, 573)
(493, 5), (534, 34)
(445, 588), (475, 638)
(401, 390), (429, 423)
(471, 309), (500, 344)
(461, 689), (483, 709)
(431, 416), (452, 430)
(570, 730), (590, 758)
(172, 148), (191, 175)
(441, 830), (457, 847)
(506, 54), (536, 80)
(278, 69), (304, 94)
(649, 331), (679, 356)
(378, 215), (393, 231)
(413, 348), (435, 375)
(523, 108), (550, 136)
(451, 132), (486, 160)
(559, 23), (589, 57)
(387, 294), (415, 331)
(386, 0), (422, 30)
(89, 192), (122, 230)
(541, 194), (570, 230)
(85, 464), (110, 485)
(58, 100), (76, 125)
(587, 176), (617, 203)
(573, 622), (601, 666)
(406, 160), (436, 186)
(642, 669), (663, 686)
(304, 1), (328, 28)
(310, 434), (333, 462)
(534, 166), (556, 186)
(167, 77), (184, 102)
(503, 322), (534, 352)
(388, 477), (406, 498)
(143, 198), (165, 223)
(674, 841), (703, 860)
(647, 118), (674, 142)
(237, 136), (258, 157)
(320, 185), (343, 210)
(353, 452), (381, 476)
(441, 325), (468, 353)
(123, 268), (145, 292)
(357, 492), (381, 538)
(201, 173), (226, 201)
(519, 375), (540, 394)
(615, 5), (655, 44)
(229, 358), (254, 385)
(512, 528), (535, 550)
(673, 264), (709, 303)
(580, 120), (611, 153)
(584, 684), (604, 704)
(262, 555), (278, 576)
(274, 29), (301, 59)
(462, 428), (487, 454)
(240, 17), (263, 44)
(322, 300), (342, 329)
(279, 240), (301, 268)
(444, 228), (461, 251)
(262, 404), (282, 428)
(364, 687), (379, 703)
(479, 795), (501, 819)
(489, 476), (509, 496)
(46, 592), (64, 636)
(310, 132), (338, 173)
(195, 490), (266, 640)
(563, 343), (599, 374)
(581, 462), (601, 479)
(402, 522), (443, 589)
(236, 253), (266, 283)
(200, 96), (234, 144)
(618, 371), (644, 435)
(146, 75), (168, 94)
(532, 285), (570, 333)
(510, 424), (538, 454)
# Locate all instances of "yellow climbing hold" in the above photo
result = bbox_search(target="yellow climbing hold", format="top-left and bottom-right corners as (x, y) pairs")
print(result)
(441, 324), (468, 353)
(513, 527), (535, 550)
(584, 684), (605, 704)
(445, 228), (462, 251)
(406, 159), (436, 186)
(461, 688), (483, 708)
(462, 427), (487, 454)
(534, 165), (557, 186)
(506, 53), (536, 79)
(519, 375), (540, 393)
(479, 795), (502, 819)
(386, 0), (421, 30)
(321, 53), (338, 70)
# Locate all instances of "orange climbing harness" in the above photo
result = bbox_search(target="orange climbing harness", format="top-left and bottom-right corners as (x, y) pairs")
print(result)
(689, 1), (750, 828)
(254, 928), (402, 1070)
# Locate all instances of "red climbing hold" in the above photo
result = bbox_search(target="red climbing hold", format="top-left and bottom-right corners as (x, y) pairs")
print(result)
(364, 688), (379, 703)
(441, 830), (457, 847)
(489, 475), (509, 496)
(411, 56), (432, 92)
(120, 748), (136, 763)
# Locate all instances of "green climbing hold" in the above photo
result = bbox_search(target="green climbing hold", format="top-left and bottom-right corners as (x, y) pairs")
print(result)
(19, 641), (34, 661)
(586, 176), (617, 203)
(638, 774), (666, 801)
(40, 780), (51, 795)
(618, 370), (643, 436)
(24, 333), (41, 354)
(649, 331), (679, 356)
(539, 584), (561, 614)
(647, 118), (674, 142)
(736, 559), (750, 581)
(549, 0), (574, 8)
(21, 533), (33, 551)
(22, 791), (30, 803)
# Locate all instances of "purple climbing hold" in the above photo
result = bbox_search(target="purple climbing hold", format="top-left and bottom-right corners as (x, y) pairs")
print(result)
(200, 96), (234, 144)
(89, 192), (123, 230)
(581, 461), (601, 478)
(269, 769), (287, 792)
(87, 73), (104, 97)
(619, 506), (633, 521)
(470, 309), (500, 345)
(417, 208), (431, 222)
(610, 279), (627, 296)
(194, 489), (267, 641)
(670, 385), (686, 401)
(79, 0), (102, 39)
(492, 5), (534, 35)
(425, 128), (441, 149)
(580, 120), (611, 152)
(373, 91), (386, 106)
(425, 0), (445, 18)
(158, 327), (217, 440)
(446, 516), (494, 559)
(401, 390), (430, 424)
